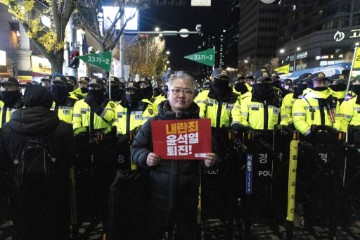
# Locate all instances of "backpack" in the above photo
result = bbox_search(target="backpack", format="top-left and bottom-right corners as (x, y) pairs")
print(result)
(13, 136), (56, 189)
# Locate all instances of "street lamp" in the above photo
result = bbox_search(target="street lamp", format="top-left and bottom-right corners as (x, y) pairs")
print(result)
(166, 50), (170, 55)
(293, 47), (301, 72)
(279, 48), (286, 64)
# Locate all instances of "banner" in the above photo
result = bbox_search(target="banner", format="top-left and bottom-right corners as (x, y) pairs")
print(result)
(275, 64), (290, 74)
(82, 35), (88, 55)
(353, 47), (360, 70)
(151, 119), (212, 160)
(31, 55), (51, 74)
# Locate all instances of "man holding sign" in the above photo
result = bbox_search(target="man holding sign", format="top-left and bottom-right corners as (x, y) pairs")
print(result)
(131, 71), (217, 240)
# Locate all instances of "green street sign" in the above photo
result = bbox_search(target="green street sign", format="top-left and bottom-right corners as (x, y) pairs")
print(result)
(76, 51), (112, 71)
(184, 48), (215, 67)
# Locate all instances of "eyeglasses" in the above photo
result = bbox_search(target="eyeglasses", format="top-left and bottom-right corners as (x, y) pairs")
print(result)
(170, 88), (194, 96)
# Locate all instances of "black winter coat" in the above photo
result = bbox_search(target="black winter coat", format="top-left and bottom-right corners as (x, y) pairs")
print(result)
(0, 106), (75, 239)
(131, 101), (203, 214)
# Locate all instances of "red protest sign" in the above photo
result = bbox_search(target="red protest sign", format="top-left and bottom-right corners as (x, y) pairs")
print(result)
(151, 118), (212, 160)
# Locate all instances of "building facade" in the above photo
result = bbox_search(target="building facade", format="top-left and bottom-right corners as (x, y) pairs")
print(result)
(236, 0), (280, 74)
(226, 0), (360, 75)
(277, 0), (360, 71)
(0, 4), (32, 81)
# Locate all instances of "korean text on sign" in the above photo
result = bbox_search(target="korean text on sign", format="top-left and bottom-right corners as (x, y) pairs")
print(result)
(166, 121), (199, 157)
(151, 119), (212, 160)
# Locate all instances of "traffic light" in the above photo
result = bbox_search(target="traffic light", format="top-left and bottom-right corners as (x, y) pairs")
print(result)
(69, 50), (80, 69)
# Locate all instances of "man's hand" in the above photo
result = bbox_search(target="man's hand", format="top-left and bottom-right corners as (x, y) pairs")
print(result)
(146, 153), (160, 167)
(204, 153), (216, 167)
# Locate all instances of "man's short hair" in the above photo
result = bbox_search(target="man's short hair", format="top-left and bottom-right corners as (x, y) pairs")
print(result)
(167, 71), (196, 91)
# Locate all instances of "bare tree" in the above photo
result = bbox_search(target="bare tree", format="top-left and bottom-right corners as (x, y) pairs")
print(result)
(75, 0), (150, 52)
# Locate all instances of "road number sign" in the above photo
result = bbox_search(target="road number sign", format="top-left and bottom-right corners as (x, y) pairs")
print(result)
(184, 48), (215, 67)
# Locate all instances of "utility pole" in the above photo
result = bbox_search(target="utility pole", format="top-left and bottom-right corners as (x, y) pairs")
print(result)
(293, 47), (301, 72)
(119, 15), (125, 79)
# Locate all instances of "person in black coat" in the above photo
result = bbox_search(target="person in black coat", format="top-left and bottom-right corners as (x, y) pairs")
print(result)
(131, 71), (217, 240)
(0, 85), (75, 240)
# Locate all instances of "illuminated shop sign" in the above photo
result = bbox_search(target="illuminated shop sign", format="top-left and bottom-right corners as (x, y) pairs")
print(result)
(0, 50), (6, 66)
(334, 29), (360, 42)
(31, 55), (51, 74)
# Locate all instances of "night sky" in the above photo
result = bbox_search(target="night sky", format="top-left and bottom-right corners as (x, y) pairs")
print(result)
(139, 2), (230, 72)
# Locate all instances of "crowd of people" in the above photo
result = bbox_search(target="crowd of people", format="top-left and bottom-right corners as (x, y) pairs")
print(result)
(0, 67), (359, 239)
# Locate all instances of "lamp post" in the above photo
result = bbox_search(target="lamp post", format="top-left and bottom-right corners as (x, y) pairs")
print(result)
(279, 48), (285, 66)
(293, 47), (301, 72)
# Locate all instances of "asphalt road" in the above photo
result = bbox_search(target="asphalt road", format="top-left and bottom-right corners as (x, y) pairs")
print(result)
(1, 215), (360, 240)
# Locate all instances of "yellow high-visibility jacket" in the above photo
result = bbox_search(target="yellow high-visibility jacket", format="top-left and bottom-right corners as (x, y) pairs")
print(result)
(239, 95), (280, 130)
(113, 100), (154, 135)
(195, 89), (240, 128)
(338, 95), (360, 132)
(72, 99), (116, 134)
(292, 89), (339, 136)
(280, 93), (296, 126)
(0, 99), (24, 128)
(50, 97), (77, 124)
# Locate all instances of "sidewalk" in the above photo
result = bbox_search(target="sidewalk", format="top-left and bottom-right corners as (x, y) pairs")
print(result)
(1, 218), (359, 239)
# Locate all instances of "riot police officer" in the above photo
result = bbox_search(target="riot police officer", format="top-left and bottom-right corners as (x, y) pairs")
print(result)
(71, 76), (90, 100)
(50, 76), (77, 124)
(232, 74), (280, 130)
(337, 76), (360, 132)
(72, 77), (116, 237)
(139, 77), (153, 101)
(0, 77), (24, 128)
(106, 76), (124, 102)
(233, 74), (251, 96)
(329, 74), (347, 105)
(279, 74), (310, 127)
(292, 72), (339, 136)
(151, 82), (166, 116)
(40, 75), (52, 90)
(195, 68), (240, 128)
(113, 81), (154, 170)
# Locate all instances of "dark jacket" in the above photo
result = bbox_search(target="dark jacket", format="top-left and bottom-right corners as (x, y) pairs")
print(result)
(131, 101), (203, 213)
(0, 106), (75, 240)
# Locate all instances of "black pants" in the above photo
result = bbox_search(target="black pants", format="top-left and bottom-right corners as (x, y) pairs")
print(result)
(77, 141), (116, 228)
(12, 187), (70, 240)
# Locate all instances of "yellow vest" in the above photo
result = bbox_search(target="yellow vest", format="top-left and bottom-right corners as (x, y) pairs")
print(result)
(72, 99), (116, 134)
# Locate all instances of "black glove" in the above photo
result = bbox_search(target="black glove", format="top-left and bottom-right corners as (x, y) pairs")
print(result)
(231, 123), (251, 132)
(85, 95), (104, 116)
(117, 134), (127, 144)
(276, 124), (292, 136)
